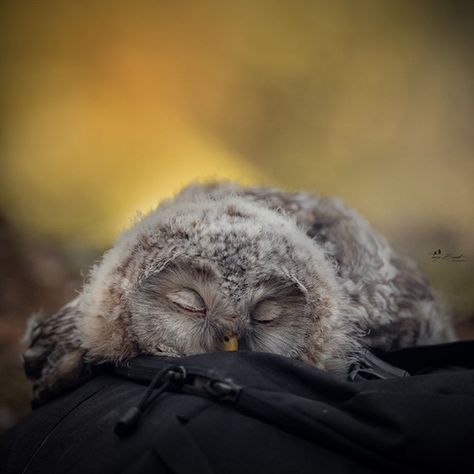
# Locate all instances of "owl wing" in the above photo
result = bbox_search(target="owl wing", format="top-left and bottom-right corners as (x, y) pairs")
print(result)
(22, 297), (88, 404)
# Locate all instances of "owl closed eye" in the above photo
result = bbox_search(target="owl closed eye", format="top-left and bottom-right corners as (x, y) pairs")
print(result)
(166, 289), (207, 315)
(251, 300), (281, 323)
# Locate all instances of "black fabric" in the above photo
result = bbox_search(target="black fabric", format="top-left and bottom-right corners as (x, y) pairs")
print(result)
(1, 342), (474, 474)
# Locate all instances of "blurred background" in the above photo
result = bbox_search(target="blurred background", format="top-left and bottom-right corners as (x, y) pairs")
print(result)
(0, 0), (473, 431)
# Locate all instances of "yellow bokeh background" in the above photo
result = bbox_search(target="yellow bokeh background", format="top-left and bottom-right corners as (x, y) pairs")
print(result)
(0, 0), (473, 305)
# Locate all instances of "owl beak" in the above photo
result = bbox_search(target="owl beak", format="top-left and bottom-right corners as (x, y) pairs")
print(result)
(220, 334), (239, 352)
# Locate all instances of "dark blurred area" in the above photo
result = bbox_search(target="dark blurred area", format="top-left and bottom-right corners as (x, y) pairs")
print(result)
(0, 217), (93, 430)
(0, 1), (473, 432)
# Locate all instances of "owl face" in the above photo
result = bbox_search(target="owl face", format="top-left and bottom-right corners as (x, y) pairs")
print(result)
(127, 256), (311, 358)
(79, 194), (353, 368)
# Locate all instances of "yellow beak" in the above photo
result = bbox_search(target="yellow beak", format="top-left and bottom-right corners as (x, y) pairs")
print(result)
(220, 334), (239, 352)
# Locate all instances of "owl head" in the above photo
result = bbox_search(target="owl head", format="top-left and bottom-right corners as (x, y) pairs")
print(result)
(78, 185), (360, 371)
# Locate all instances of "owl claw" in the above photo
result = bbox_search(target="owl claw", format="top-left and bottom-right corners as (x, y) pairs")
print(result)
(23, 346), (53, 379)
(22, 298), (88, 403)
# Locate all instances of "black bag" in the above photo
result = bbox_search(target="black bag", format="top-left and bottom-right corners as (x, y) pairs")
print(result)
(1, 341), (474, 474)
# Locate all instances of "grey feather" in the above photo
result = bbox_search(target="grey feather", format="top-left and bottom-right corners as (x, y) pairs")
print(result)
(22, 181), (455, 401)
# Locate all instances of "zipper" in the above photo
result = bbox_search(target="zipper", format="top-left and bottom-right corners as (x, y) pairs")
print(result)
(114, 365), (241, 437)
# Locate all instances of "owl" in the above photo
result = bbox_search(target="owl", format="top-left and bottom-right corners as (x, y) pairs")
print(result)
(23, 182), (454, 402)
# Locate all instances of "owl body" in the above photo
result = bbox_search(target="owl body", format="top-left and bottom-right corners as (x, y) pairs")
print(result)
(24, 182), (454, 401)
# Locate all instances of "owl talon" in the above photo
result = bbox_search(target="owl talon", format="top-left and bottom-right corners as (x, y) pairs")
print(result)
(23, 346), (53, 379)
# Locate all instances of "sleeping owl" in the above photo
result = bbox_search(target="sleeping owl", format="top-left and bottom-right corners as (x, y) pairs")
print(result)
(23, 182), (455, 402)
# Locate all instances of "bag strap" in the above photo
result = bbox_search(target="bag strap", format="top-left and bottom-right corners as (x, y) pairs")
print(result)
(348, 349), (410, 381)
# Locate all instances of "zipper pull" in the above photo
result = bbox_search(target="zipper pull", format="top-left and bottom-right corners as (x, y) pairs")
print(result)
(115, 365), (187, 437)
